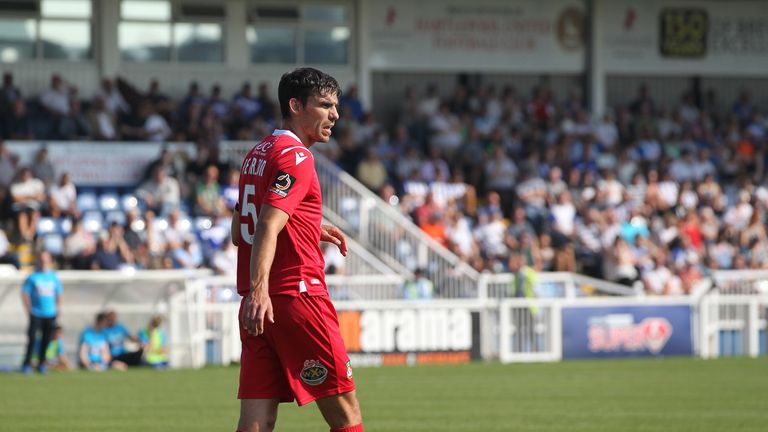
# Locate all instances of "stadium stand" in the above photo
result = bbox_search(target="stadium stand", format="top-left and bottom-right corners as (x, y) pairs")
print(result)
(2, 70), (767, 298)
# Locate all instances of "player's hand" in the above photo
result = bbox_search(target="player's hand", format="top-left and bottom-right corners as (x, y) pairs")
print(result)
(242, 289), (274, 336)
(320, 224), (347, 256)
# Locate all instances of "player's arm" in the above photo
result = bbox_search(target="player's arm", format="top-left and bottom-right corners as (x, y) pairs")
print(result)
(230, 202), (241, 247)
(242, 204), (289, 336)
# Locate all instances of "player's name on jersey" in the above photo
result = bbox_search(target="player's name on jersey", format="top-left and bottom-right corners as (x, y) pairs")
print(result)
(242, 157), (267, 176)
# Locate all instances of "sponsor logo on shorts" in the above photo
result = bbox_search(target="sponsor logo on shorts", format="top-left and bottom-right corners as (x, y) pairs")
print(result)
(346, 360), (353, 380)
(269, 171), (296, 197)
(300, 360), (328, 385)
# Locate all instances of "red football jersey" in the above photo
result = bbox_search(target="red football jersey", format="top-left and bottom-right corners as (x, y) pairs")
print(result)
(236, 129), (326, 297)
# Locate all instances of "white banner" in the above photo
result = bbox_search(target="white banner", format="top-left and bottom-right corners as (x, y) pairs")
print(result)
(367, 0), (585, 72)
(602, 0), (768, 75)
(7, 141), (196, 186)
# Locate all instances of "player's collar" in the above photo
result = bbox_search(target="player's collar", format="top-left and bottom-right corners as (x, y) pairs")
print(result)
(272, 129), (302, 145)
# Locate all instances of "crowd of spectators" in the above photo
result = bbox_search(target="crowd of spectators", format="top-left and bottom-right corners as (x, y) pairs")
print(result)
(315, 81), (768, 296)
(2, 70), (768, 296)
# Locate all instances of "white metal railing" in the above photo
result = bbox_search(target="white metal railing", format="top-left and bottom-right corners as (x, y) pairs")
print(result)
(480, 272), (638, 300)
(313, 152), (480, 296)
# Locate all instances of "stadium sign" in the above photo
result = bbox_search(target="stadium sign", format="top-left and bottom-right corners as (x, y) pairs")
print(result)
(602, 0), (768, 75)
(367, 0), (585, 72)
(561, 305), (693, 359)
(337, 306), (482, 367)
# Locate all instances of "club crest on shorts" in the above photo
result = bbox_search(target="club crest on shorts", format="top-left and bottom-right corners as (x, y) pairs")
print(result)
(346, 360), (353, 380)
(300, 360), (328, 385)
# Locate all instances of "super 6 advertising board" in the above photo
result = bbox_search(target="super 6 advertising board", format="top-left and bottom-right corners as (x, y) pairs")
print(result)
(562, 305), (693, 359)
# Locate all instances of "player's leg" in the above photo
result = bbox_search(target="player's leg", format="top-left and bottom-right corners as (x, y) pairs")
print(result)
(269, 295), (363, 430)
(237, 297), (294, 431)
(237, 398), (280, 432)
(316, 390), (363, 431)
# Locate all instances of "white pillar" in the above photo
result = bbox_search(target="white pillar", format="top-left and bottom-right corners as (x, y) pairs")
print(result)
(96, 0), (121, 78)
(356, 0), (372, 111)
(589, 0), (606, 117)
(225, 0), (249, 70)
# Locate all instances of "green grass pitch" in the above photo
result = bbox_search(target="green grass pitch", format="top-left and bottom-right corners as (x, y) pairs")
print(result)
(1, 357), (766, 431)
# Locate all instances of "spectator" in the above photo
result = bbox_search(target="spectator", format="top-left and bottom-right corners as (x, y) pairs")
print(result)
(42, 325), (73, 372)
(194, 165), (225, 217)
(39, 74), (70, 117)
(232, 82), (260, 122)
(2, 99), (33, 139)
(97, 78), (129, 115)
(10, 168), (45, 241)
(79, 312), (114, 371)
(211, 239), (237, 275)
(91, 224), (134, 270)
(21, 251), (62, 374)
(136, 166), (181, 215)
(31, 147), (55, 187)
(208, 84), (229, 119)
(103, 310), (143, 367)
(0, 72), (21, 117)
(402, 268), (434, 300)
(169, 237), (202, 269)
(55, 97), (90, 140)
(138, 316), (169, 368)
(340, 84), (364, 122)
(0, 228), (19, 268)
(88, 97), (119, 140)
(256, 82), (276, 123)
(48, 173), (78, 219)
(63, 218), (96, 269)
(356, 147), (388, 193)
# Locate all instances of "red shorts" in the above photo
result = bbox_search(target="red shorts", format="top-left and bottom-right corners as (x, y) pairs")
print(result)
(238, 293), (356, 406)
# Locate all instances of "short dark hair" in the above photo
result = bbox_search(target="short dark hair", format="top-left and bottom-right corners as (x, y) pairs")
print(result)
(278, 68), (341, 119)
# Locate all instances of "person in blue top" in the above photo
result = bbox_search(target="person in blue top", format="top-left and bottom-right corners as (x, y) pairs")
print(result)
(79, 312), (114, 371)
(21, 251), (62, 374)
(103, 310), (143, 367)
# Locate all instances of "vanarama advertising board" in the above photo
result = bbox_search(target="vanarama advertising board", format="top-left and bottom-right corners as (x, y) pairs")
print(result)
(336, 304), (482, 366)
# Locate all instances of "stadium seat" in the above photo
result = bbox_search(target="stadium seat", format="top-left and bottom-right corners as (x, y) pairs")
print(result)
(99, 192), (121, 212)
(76, 192), (99, 212)
(36, 217), (57, 236)
(194, 217), (213, 232)
(81, 211), (104, 233)
(176, 217), (193, 233)
(121, 194), (140, 212)
(58, 218), (73, 235)
(154, 217), (169, 231)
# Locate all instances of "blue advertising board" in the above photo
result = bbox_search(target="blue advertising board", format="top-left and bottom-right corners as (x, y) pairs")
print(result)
(562, 305), (693, 359)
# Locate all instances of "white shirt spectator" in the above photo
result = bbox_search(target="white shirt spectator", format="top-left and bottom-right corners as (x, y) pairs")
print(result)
(598, 178), (624, 206)
(49, 181), (76, 211)
(212, 243), (237, 276)
(10, 177), (45, 203)
(484, 156), (518, 191)
(669, 158), (696, 183)
(98, 88), (129, 115)
(595, 118), (618, 148)
(144, 113), (171, 142)
(643, 265), (672, 295)
(446, 215), (475, 258)
(39, 87), (69, 115)
(551, 202), (576, 236)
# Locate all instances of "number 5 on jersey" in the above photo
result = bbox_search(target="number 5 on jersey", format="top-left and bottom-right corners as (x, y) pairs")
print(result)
(240, 184), (257, 245)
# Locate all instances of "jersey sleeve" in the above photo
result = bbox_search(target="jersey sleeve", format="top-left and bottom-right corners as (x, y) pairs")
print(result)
(263, 147), (314, 217)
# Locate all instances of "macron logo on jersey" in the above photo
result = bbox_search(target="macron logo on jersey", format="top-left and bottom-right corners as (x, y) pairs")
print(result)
(295, 151), (308, 166)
